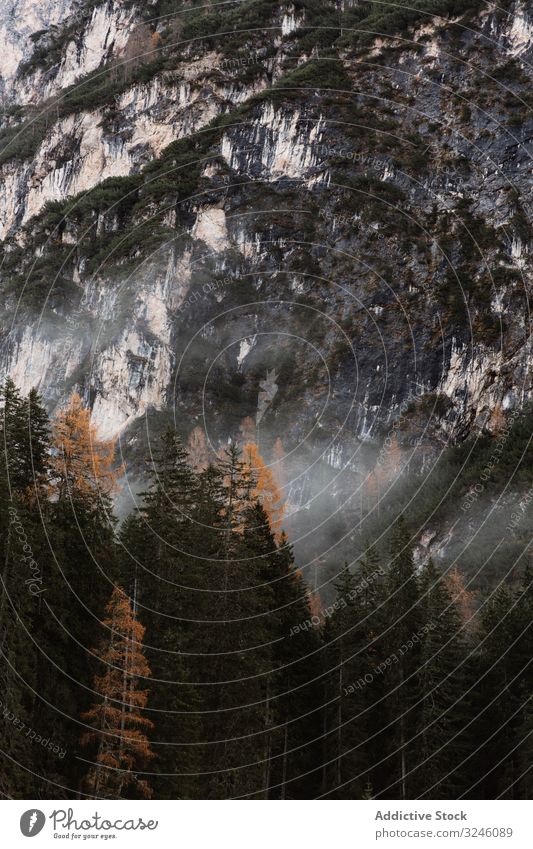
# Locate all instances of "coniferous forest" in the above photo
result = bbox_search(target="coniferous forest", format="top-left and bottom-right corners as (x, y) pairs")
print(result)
(0, 378), (531, 800)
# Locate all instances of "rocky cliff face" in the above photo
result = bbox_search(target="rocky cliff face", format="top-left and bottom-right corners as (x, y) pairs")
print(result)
(0, 0), (532, 570)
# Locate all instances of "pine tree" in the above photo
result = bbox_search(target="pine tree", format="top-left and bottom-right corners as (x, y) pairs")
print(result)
(200, 448), (266, 798)
(265, 531), (324, 799)
(120, 430), (205, 799)
(414, 559), (467, 798)
(0, 381), (51, 797)
(44, 392), (120, 790)
(511, 562), (533, 800)
(81, 586), (154, 799)
(467, 567), (533, 799)
(383, 519), (421, 799)
(323, 547), (385, 798)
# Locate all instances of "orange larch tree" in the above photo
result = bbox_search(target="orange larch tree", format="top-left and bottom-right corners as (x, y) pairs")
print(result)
(81, 586), (154, 799)
(51, 392), (119, 505)
(243, 442), (285, 535)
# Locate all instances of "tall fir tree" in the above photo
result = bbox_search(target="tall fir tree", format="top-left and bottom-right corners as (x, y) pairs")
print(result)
(414, 559), (468, 798)
(0, 381), (51, 797)
(383, 519), (421, 799)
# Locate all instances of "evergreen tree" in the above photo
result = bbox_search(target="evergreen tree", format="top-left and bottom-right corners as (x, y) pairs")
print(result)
(414, 559), (467, 798)
(265, 532), (324, 800)
(382, 519), (421, 799)
(44, 392), (120, 790)
(323, 547), (385, 798)
(0, 381), (50, 797)
(119, 431), (205, 799)
(466, 567), (533, 799)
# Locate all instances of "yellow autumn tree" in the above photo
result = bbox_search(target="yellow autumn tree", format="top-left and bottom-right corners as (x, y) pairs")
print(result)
(51, 392), (120, 504)
(243, 442), (285, 535)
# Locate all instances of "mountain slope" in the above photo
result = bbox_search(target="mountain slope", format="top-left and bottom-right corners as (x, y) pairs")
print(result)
(0, 0), (532, 583)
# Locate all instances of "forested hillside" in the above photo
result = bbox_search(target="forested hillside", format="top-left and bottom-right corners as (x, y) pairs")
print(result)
(0, 0), (532, 801)
(0, 382), (530, 798)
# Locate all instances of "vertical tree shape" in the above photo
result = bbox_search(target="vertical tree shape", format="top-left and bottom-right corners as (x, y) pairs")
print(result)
(81, 586), (154, 799)
(243, 442), (285, 534)
(416, 559), (465, 798)
(51, 392), (119, 505)
(0, 381), (50, 797)
(217, 442), (255, 539)
(445, 566), (475, 626)
(385, 518), (421, 800)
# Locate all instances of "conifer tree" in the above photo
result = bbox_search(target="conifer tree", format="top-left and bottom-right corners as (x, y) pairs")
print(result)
(0, 381), (50, 797)
(119, 430), (205, 799)
(265, 531), (324, 799)
(243, 442), (284, 534)
(51, 392), (118, 505)
(383, 519), (421, 799)
(45, 392), (120, 790)
(414, 559), (466, 798)
(323, 547), (385, 798)
(81, 586), (154, 798)
(200, 448), (265, 798)
(467, 568), (533, 799)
